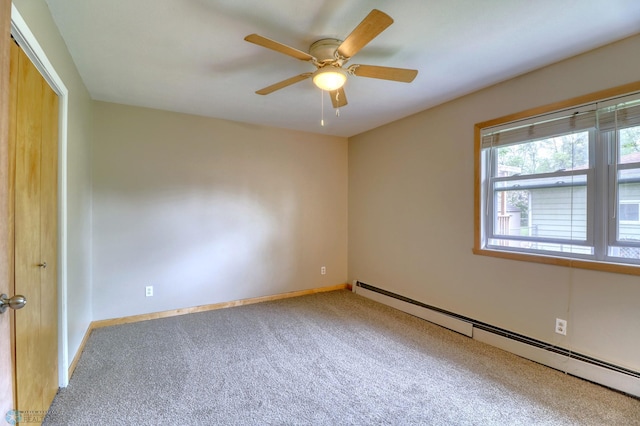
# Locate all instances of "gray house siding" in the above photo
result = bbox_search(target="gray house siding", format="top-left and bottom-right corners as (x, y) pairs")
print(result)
(618, 183), (640, 242)
(530, 186), (587, 240)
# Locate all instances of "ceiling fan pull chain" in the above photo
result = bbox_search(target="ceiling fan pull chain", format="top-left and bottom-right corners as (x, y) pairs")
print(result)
(321, 89), (325, 126)
(335, 91), (340, 117)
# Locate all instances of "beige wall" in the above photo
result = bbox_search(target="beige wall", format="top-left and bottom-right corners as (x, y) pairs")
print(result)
(13, 0), (93, 377)
(348, 34), (640, 371)
(91, 102), (348, 320)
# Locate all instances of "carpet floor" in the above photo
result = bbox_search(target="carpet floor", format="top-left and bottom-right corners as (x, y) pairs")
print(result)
(44, 290), (639, 425)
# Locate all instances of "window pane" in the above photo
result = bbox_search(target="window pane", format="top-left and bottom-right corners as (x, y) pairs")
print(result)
(493, 190), (530, 236)
(619, 126), (640, 164)
(493, 185), (587, 241)
(611, 130), (640, 258)
(496, 131), (589, 177)
(608, 246), (640, 261)
(617, 178), (640, 242)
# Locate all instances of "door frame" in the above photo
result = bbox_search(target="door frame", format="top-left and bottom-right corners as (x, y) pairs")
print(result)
(10, 4), (70, 387)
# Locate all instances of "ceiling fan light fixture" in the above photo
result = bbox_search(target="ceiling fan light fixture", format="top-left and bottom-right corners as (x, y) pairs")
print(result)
(312, 67), (347, 91)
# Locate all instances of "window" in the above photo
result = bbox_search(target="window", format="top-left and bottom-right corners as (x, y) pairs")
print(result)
(475, 84), (640, 274)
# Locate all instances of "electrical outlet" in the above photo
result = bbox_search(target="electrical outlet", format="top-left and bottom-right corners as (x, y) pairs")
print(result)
(555, 318), (567, 335)
(145, 286), (153, 297)
(320, 266), (326, 275)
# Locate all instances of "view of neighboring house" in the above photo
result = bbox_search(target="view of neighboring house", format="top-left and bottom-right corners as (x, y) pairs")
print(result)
(493, 129), (640, 259)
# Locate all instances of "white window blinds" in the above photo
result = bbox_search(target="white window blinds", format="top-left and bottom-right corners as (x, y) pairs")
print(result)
(481, 108), (596, 149)
(481, 93), (640, 149)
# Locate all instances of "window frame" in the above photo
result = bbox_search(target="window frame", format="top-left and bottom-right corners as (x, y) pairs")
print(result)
(474, 81), (640, 276)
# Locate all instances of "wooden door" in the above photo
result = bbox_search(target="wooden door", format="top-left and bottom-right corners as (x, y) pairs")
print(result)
(9, 38), (59, 423)
(1, 0), (14, 417)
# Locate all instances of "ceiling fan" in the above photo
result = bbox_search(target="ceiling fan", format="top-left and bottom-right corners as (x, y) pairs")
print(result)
(244, 9), (418, 108)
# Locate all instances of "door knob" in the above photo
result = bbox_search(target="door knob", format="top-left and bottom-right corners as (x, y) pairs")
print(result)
(38, 261), (47, 269)
(0, 294), (27, 314)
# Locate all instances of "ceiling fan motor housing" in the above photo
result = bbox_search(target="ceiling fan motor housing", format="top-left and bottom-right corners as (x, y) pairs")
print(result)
(309, 39), (343, 64)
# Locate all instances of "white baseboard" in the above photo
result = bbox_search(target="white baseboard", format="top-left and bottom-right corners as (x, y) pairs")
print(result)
(473, 328), (639, 397)
(354, 283), (640, 398)
(354, 285), (473, 337)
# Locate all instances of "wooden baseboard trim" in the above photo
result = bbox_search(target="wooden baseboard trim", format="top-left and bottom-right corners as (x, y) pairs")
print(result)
(91, 284), (350, 330)
(67, 323), (95, 379)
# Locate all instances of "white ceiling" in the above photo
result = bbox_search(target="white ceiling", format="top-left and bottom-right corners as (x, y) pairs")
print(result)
(45, 0), (640, 137)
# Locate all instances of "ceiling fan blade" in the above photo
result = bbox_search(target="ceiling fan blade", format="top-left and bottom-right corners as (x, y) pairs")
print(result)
(244, 34), (315, 62)
(256, 73), (313, 95)
(329, 87), (348, 108)
(351, 64), (418, 82)
(336, 9), (393, 59)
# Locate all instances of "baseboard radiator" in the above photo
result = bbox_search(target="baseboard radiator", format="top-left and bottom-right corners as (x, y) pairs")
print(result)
(353, 281), (640, 398)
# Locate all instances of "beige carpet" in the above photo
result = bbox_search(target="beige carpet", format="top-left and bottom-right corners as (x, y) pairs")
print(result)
(44, 290), (639, 425)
